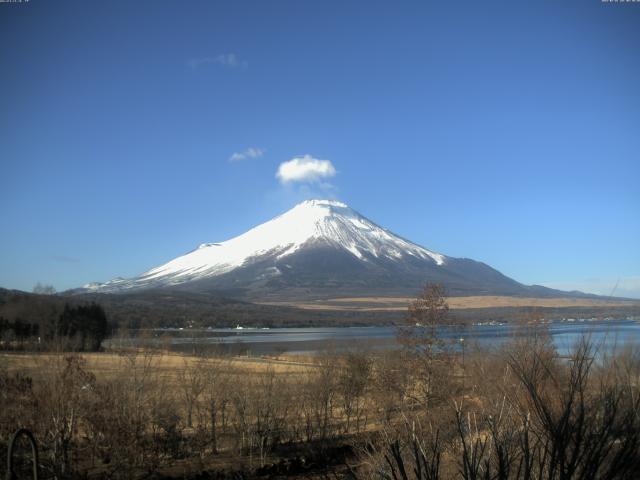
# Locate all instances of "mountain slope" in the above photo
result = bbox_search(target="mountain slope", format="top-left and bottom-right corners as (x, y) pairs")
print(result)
(77, 199), (569, 299)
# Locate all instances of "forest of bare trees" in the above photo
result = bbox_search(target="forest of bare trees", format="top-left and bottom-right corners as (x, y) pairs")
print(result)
(2, 285), (640, 479)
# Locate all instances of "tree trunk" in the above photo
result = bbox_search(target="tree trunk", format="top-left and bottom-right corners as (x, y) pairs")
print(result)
(210, 401), (218, 454)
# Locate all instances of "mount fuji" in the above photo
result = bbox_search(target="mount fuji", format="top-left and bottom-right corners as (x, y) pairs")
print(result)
(77, 200), (564, 300)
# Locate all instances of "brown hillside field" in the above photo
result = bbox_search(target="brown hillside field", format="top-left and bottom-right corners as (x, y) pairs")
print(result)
(261, 295), (639, 311)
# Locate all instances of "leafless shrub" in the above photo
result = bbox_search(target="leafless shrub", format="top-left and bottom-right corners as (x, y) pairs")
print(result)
(4, 320), (640, 480)
(199, 354), (231, 455)
(177, 357), (205, 429)
(373, 350), (410, 424)
(356, 415), (443, 480)
(360, 334), (640, 480)
(300, 352), (338, 442)
(338, 351), (372, 433)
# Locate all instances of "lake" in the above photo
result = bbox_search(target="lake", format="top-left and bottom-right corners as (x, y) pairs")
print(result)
(106, 318), (640, 356)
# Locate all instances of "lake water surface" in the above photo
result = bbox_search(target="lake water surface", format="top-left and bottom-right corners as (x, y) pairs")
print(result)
(109, 318), (640, 356)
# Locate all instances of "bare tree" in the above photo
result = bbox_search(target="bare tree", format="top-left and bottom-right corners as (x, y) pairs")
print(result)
(38, 355), (95, 477)
(398, 283), (451, 405)
(300, 352), (338, 442)
(338, 351), (371, 433)
(177, 357), (205, 429)
(201, 355), (230, 454)
(508, 337), (640, 479)
(373, 350), (409, 424)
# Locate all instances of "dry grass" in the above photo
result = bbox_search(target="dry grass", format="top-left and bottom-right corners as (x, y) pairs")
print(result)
(261, 295), (639, 311)
(0, 350), (315, 382)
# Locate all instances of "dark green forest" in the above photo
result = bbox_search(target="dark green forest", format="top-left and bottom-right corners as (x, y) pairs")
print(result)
(0, 291), (110, 351)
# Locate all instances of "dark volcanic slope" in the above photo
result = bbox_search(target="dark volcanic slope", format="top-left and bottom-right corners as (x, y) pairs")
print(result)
(179, 241), (570, 300)
(75, 200), (595, 301)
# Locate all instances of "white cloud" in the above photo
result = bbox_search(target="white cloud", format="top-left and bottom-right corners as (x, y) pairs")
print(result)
(187, 53), (248, 70)
(229, 147), (265, 162)
(276, 155), (337, 184)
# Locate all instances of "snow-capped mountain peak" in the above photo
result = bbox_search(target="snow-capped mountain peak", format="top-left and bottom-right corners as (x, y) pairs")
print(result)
(82, 199), (446, 293)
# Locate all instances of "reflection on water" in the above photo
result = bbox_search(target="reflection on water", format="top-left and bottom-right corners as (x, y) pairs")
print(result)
(105, 319), (640, 356)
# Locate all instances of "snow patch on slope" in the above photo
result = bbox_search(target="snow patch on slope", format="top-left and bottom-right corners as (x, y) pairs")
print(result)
(84, 199), (446, 292)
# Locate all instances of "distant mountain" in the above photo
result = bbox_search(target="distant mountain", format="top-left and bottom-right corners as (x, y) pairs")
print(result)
(75, 199), (590, 300)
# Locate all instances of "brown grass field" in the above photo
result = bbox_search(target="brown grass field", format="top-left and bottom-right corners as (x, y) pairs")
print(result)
(0, 350), (316, 383)
(0, 349), (367, 477)
(4, 334), (640, 479)
(260, 295), (640, 311)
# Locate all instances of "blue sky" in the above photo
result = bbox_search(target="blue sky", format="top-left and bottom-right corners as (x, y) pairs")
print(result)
(1, 0), (639, 297)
